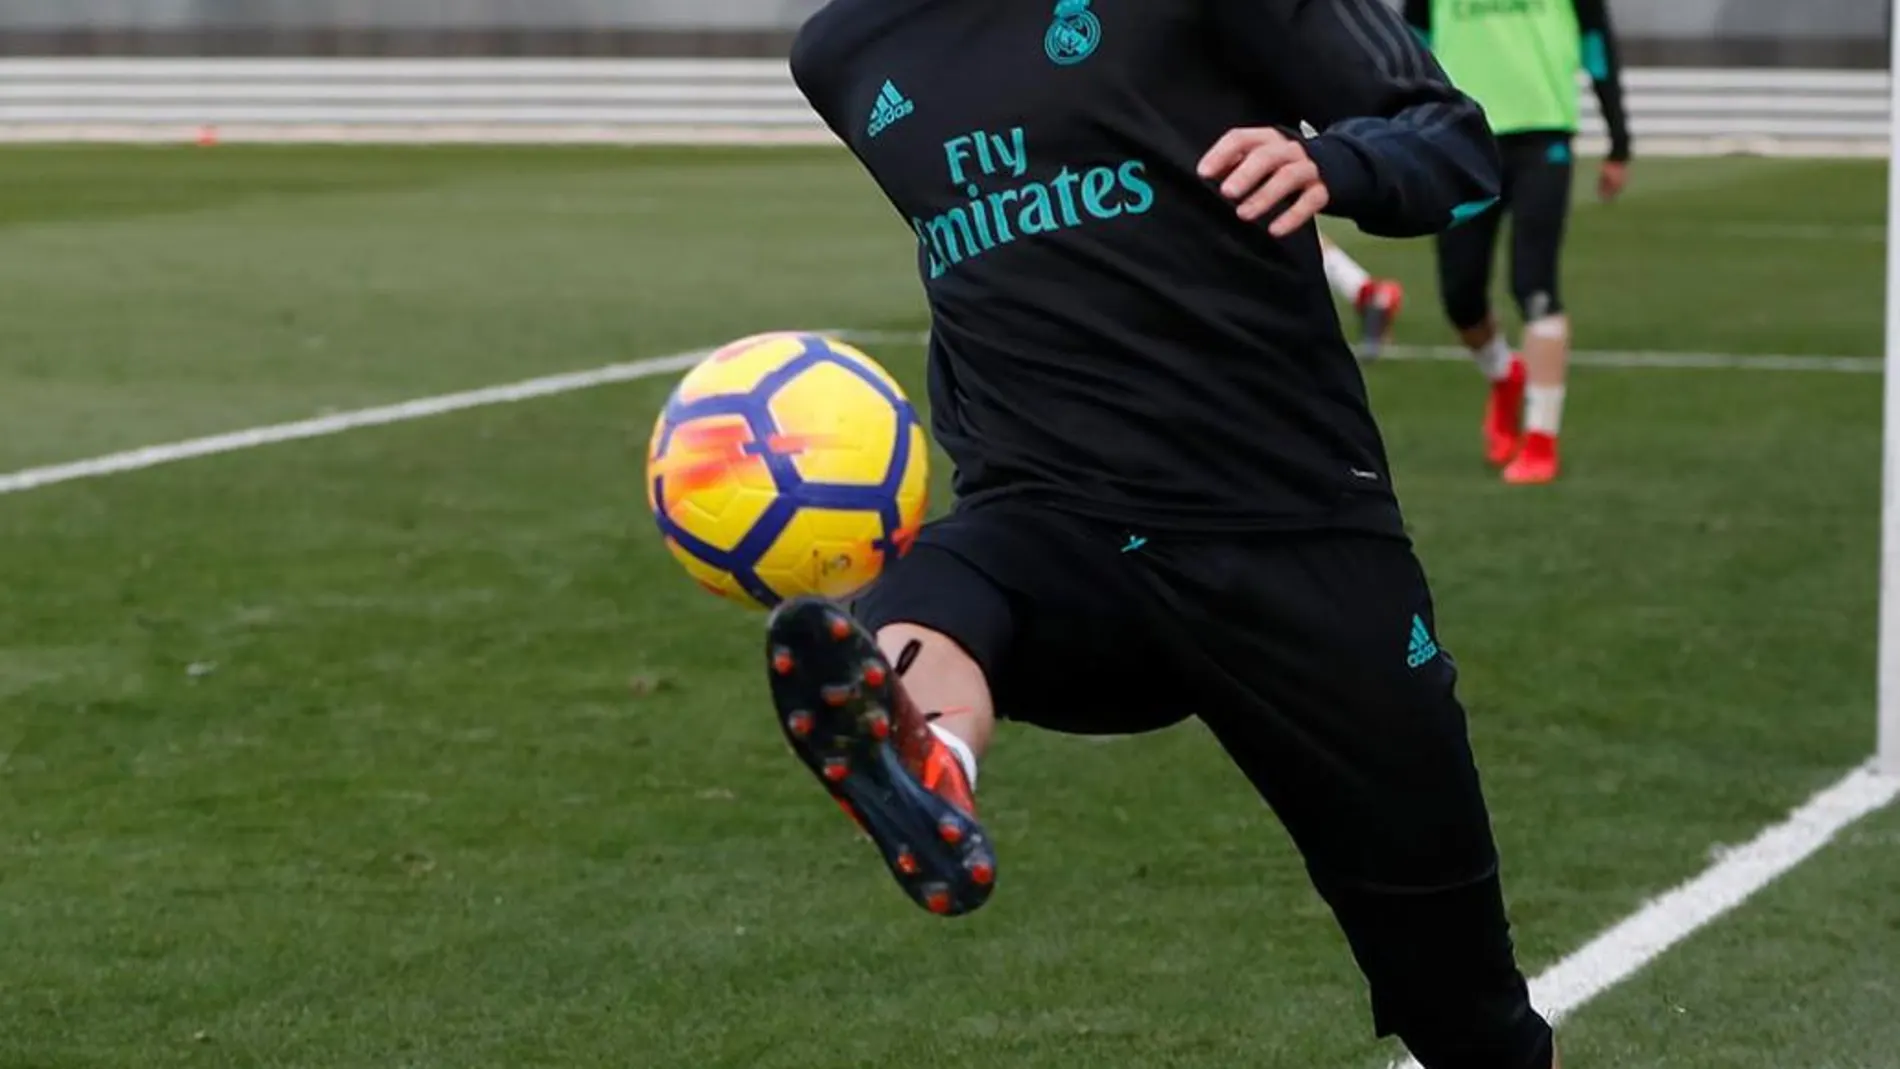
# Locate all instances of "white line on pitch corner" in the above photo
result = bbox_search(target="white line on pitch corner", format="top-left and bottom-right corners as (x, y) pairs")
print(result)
(0, 348), (713, 497)
(0, 329), (1882, 500)
(836, 330), (1884, 374)
(1706, 222), (1886, 243)
(1378, 345), (1882, 373)
(1388, 764), (1900, 1069)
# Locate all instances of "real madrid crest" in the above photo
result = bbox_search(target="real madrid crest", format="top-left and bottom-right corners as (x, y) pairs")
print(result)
(1045, 0), (1102, 66)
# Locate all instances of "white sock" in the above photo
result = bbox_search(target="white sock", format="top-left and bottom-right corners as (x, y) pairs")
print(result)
(929, 721), (979, 790)
(1472, 334), (1514, 382)
(1321, 242), (1372, 304)
(1526, 385), (1566, 435)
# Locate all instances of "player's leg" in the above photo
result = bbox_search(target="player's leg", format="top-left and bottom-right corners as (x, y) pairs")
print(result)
(1501, 135), (1577, 485)
(1320, 233), (1405, 360)
(1435, 201), (1524, 466)
(766, 574), (997, 917)
(764, 502), (1180, 917)
(876, 620), (994, 760)
(1144, 533), (1553, 1068)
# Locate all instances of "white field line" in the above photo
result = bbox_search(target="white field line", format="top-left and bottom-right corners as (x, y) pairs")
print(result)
(1704, 222), (1885, 243)
(0, 347), (711, 497)
(838, 330), (1884, 374)
(1380, 345), (1881, 374)
(1390, 764), (1900, 1069)
(0, 332), (1883, 499)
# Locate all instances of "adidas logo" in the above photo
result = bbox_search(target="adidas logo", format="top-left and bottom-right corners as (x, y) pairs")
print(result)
(1406, 614), (1440, 670)
(867, 80), (915, 139)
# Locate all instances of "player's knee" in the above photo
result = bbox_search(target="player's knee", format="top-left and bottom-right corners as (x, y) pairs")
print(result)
(1441, 288), (1490, 332)
(1513, 286), (1566, 327)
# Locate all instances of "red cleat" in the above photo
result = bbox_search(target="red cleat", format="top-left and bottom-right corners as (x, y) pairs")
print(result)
(1354, 279), (1405, 361)
(1484, 358), (1527, 467)
(764, 597), (993, 917)
(1502, 431), (1560, 484)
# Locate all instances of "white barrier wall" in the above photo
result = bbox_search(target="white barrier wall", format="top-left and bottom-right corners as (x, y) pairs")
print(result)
(0, 0), (1882, 37)
(0, 59), (1887, 156)
(0, 0), (832, 30)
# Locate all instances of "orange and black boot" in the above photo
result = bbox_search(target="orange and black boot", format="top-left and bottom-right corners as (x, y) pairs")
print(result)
(1354, 278), (1405, 361)
(765, 596), (994, 917)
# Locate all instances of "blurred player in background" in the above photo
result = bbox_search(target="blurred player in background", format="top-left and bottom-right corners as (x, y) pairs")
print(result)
(1320, 233), (1406, 360)
(1404, 0), (1632, 484)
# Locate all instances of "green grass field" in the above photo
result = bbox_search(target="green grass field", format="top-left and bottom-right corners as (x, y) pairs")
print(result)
(0, 146), (1894, 1068)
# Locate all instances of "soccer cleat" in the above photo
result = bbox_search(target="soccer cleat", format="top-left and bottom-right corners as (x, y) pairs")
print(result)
(1502, 431), (1560, 484)
(765, 596), (994, 917)
(1484, 357), (1528, 467)
(1354, 279), (1405, 361)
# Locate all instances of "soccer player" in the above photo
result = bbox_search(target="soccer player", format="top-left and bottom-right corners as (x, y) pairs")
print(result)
(1320, 233), (1407, 360)
(779, 1), (1557, 1066)
(1403, 0), (1633, 484)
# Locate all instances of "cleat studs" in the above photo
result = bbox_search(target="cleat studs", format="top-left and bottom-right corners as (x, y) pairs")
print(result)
(896, 851), (920, 876)
(938, 818), (965, 845)
(786, 711), (814, 739)
(822, 758), (850, 783)
(828, 614), (853, 641)
(867, 712), (891, 741)
(924, 887), (953, 915)
(821, 684), (853, 708)
(968, 859), (995, 886)
(862, 662), (887, 688)
(771, 648), (795, 676)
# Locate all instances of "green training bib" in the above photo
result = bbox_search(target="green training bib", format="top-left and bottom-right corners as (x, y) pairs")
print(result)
(1427, 0), (1583, 136)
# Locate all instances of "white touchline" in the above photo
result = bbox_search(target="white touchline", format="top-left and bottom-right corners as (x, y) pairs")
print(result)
(0, 347), (712, 497)
(1380, 345), (1882, 374)
(0, 333), (1883, 499)
(1389, 764), (1900, 1069)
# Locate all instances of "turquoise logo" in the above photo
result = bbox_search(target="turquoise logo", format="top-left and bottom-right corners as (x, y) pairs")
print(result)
(912, 126), (1154, 279)
(1450, 197), (1497, 227)
(1546, 141), (1572, 165)
(1045, 0), (1102, 66)
(1406, 615), (1440, 670)
(867, 80), (914, 139)
(1121, 534), (1149, 554)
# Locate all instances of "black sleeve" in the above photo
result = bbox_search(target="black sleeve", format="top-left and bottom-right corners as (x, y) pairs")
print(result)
(1208, 0), (1501, 238)
(1402, 0), (1431, 40)
(788, 11), (861, 145)
(788, 32), (840, 138)
(1573, 0), (1632, 161)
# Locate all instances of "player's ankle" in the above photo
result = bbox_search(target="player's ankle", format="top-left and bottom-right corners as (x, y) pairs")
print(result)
(1525, 385), (1565, 437)
(1473, 334), (1515, 382)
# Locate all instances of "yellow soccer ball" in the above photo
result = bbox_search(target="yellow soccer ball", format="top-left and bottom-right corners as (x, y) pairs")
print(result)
(646, 332), (929, 609)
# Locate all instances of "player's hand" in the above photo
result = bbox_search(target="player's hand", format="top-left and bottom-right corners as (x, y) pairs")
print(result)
(1197, 127), (1330, 238)
(1598, 160), (1629, 202)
